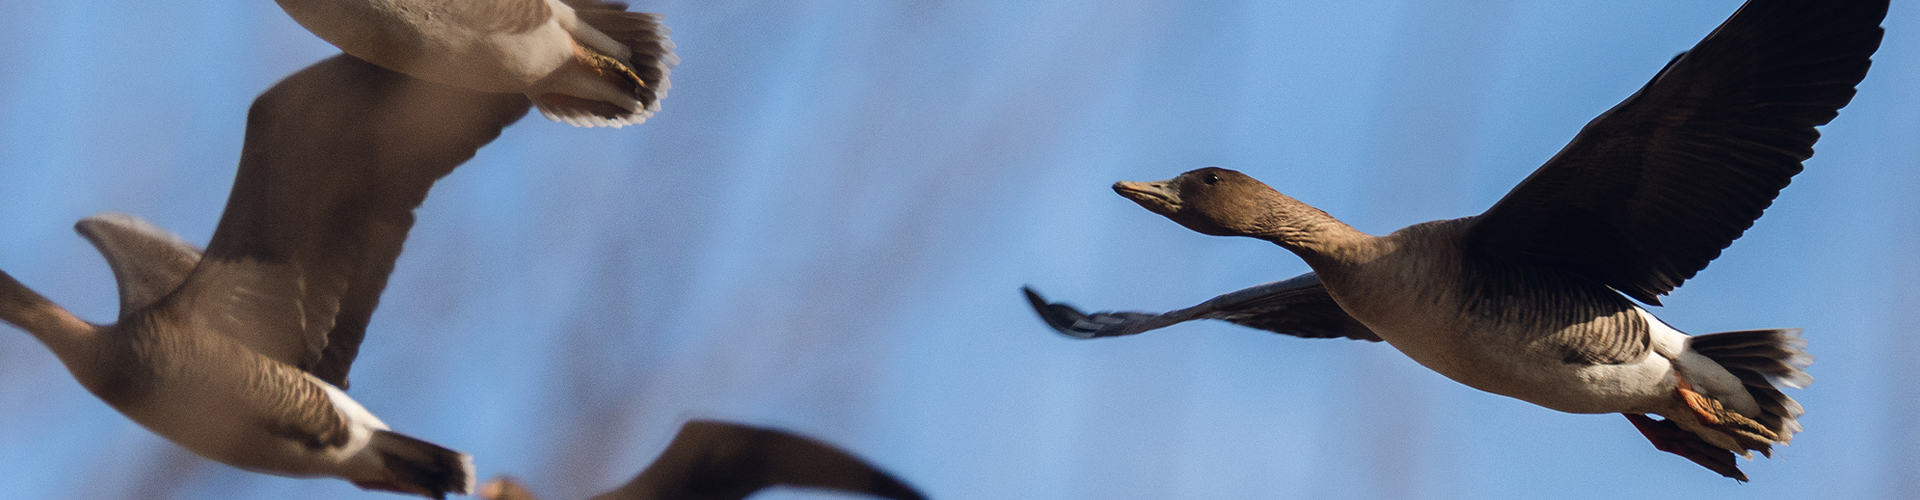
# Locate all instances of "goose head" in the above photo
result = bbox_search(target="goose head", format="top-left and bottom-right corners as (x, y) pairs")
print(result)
(1113, 167), (1291, 238)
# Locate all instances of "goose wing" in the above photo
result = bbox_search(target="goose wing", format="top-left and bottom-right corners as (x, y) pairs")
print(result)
(1464, 0), (1885, 305)
(73, 214), (204, 314)
(170, 54), (531, 388)
(1024, 273), (1382, 342)
(590, 420), (926, 500)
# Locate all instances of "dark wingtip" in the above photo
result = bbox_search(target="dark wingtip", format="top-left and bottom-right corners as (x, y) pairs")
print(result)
(1020, 286), (1097, 339)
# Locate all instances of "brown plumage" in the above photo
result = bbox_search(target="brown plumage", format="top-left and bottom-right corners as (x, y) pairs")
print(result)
(1026, 0), (1881, 480)
(0, 53), (529, 498)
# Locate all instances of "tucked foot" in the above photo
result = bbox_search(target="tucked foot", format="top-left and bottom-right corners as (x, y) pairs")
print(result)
(1675, 371), (1779, 456)
(1624, 413), (1746, 481)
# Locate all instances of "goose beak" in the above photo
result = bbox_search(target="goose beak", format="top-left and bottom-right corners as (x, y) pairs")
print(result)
(1113, 180), (1182, 216)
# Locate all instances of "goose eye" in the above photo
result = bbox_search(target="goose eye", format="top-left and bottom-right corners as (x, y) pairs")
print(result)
(1203, 173), (1220, 185)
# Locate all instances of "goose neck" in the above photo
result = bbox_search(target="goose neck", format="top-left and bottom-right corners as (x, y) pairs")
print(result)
(0, 270), (101, 361)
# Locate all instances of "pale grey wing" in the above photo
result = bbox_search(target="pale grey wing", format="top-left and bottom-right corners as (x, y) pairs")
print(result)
(1465, 0), (1886, 305)
(593, 420), (926, 500)
(72, 213), (204, 314)
(171, 54), (531, 388)
(1024, 273), (1382, 342)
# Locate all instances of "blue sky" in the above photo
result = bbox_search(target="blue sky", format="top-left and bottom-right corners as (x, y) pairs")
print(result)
(1, 0), (1916, 498)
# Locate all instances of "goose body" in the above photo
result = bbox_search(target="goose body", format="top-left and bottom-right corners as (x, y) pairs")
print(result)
(2, 217), (467, 497)
(1295, 219), (1756, 418)
(0, 53), (533, 498)
(1026, 0), (1877, 480)
(276, 0), (675, 127)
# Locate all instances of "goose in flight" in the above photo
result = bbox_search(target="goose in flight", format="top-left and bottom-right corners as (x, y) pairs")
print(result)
(276, 0), (676, 127)
(478, 420), (927, 500)
(1025, 0), (1884, 480)
(0, 53), (533, 498)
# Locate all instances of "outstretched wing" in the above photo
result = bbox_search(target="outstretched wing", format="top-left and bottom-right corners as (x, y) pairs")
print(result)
(1464, 0), (1886, 305)
(1024, 273), (1381, 342)
(592, 420), (927, 500)
(170, 54), (531, 388)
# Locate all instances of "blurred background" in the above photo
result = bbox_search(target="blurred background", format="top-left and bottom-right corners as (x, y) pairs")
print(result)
(1, 0), (1916, 498)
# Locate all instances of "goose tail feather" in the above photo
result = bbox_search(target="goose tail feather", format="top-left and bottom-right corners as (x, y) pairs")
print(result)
(354, 430), (476, 500)
(1688, 328), (1811, 441)
(534, 8), (675, 128)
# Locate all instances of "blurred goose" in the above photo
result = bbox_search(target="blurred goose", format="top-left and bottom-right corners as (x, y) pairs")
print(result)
(478, 420), (927, 500)
(276, 0), (676, 127)
(0, 54), (532, 498)
(1025, 0), (1884, 480)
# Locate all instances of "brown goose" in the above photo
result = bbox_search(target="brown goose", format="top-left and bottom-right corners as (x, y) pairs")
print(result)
(477, 420), (927, 500)
(1025, 0), (1883, 480)
(276, 0), (676, 127)
(0, 53), (532, 498)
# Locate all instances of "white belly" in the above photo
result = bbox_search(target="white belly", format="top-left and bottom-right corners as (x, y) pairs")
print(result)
(1331, 284), (1679, 415)
(1381, 321), (1676, 414)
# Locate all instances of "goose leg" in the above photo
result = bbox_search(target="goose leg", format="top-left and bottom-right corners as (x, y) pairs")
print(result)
(1623, 413), (1746, 481)
(1674, 371), (1779, 453)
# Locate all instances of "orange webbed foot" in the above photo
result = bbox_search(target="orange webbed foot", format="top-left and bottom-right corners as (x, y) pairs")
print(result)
(1675, 371), (1779, 455)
